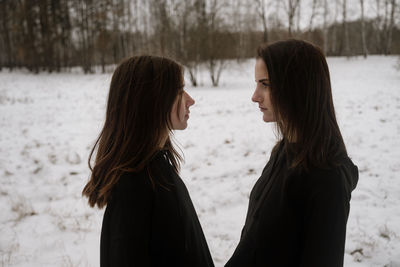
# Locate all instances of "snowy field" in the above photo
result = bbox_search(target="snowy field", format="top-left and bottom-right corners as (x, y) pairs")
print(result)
(0, 56), (400, 266)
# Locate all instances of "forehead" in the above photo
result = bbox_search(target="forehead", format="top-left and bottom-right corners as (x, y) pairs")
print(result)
(255, 58), (269, 79)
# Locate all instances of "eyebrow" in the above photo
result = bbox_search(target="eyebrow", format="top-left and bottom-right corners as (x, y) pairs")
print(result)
(257, 78), (270, 83)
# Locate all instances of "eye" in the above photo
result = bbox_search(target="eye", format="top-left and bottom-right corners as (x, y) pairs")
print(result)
(261, 82), (271, 88)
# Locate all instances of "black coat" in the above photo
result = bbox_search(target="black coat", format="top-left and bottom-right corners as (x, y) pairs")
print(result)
(100, 151), (214, 267)
(225, 140), (359, 267)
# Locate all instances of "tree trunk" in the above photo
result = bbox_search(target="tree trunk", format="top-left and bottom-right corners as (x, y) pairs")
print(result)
(322, 0), (329, 55)
(342, 0), (351, 57)
(256, 0), (269, 42)
(308, 0), (318, 40)
(374, 0), (383, 53)
(24, 0), (40, 73)
(296, 0), (301, 33)
(385, 0), (396, 54)
(360, 0), (369, 58)
(382, 0), (389, 54)
(39, 0), (54, 72)
(50, 0), (61, 72)
(287, 0), (300, 37)
(0, 0), (14, 69)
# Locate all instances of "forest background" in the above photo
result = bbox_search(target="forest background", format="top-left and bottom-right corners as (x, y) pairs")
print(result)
(1, 0), (399, 86)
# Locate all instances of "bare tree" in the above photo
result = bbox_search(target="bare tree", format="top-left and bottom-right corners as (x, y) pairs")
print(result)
(255, 0), (269, 42)
(307, 0), (319, 40)
(2, 0), (400, 74)
(58, 0), (72, 70)
(181, 0), (208, 86)
(272, 0), (283, 28)
(377, 0), (396, 54)
(322, 0), (329, 54)
(360, 0), (369, 58)
(49, 0), (62, 72)
(151, 0), (172, 55)
(382, 0), (389, 52)
(284, 0), (301, 37)
(93, 0), (111, 73)
(0, 0), (14, 70)
(39, 0), (54, 72)
(331, 0), (339, 55)
(296, 0), (301, 33)
(341, 0), (351, 57)
(205, 0), (229, 87)
(231, 0), (245, 60)
(373, 0), (383, 52)
(24, 0), (40, 73)
(385, 0), (396, 54)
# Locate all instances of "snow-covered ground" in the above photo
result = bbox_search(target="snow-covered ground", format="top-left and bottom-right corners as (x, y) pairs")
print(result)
(0, 56), (399, 266)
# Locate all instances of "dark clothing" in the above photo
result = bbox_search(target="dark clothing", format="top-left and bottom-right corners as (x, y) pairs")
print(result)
(226, 141), (358, 267)
(100, 151), (214, 267)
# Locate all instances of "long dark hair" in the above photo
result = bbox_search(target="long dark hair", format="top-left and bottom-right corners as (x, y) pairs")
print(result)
(257, 39), (347, 171)
(83, 55), (184, 208)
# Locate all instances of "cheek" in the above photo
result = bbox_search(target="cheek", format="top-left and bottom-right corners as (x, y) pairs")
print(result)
(170, 100), (179, 122)
(264, 92), (272, 108)
(179, 101), (186, 120)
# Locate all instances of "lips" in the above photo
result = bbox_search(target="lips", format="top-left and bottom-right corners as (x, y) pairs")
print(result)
(259, 107), (267, 111)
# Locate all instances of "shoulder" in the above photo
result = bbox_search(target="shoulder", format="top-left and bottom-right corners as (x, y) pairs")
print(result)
(306, 156), (358, 194)
(117, 171), (153, 189)
(301, 157), (358, 203)
(115, 151), (173, 194)
(111, 170), (155, 204)
(304, 168), (345, 197)
(109, 151), (180, 205)
(287, 158), (357, 201)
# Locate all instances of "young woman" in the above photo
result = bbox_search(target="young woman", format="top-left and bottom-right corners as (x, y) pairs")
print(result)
(225, 39), (358, 267)
(82, 55), (214, 267)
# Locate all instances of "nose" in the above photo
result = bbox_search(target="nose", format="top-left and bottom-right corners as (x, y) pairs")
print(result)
(186, 92), (195, 107)
(251, 88), (261, 103)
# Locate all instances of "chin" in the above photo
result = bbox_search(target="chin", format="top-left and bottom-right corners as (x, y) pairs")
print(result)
(173, 123), (188, 130)
(263, 114), (275, 123)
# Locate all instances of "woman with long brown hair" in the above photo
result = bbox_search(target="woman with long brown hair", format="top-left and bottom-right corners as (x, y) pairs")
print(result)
(82, 55), (214, 267)
(225, 39), (358, 266)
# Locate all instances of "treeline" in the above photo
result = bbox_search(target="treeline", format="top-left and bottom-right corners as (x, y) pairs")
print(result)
(0, 0), (399, 86)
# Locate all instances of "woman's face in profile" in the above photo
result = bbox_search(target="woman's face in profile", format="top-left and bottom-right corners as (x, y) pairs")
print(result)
(252, 58), (275, 123)
(170, 89), (195, 130)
